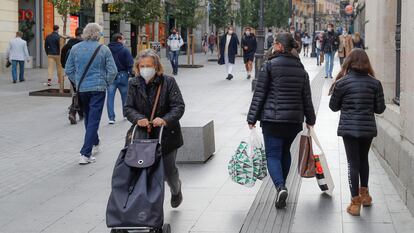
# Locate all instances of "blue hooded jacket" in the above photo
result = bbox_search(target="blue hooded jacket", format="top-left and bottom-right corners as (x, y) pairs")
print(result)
(108, 42), (134, 74)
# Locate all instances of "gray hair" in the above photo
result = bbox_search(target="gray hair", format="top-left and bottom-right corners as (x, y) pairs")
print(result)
(134, 49), (164, 75)
(82, 23), (103, 41)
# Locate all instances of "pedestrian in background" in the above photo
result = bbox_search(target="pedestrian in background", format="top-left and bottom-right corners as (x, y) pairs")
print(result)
(266, 29), (274, 50)
(61, 27), (84, 125)
(45, 25), (63, 86)
(241, 27), (257, 80)
(302, 32), (311, 57)
(219, 26), (239, 80)
(247, 33), (316, 209)
(167, 28), (184, 76)
(202, 32), (208, 55)
(353, 32), (365, 49)
(208, 32), (217, 55)
(315, 32), (324, 66)
(6, 31), (29, 83)
(322, 23), (340, 78)
(107, 33), (134, 125)
(290, 26), (302, 55)
(65, 23), (117, 165)
(124, 49), (185, 208)
(338, 31), (354, 65)
(329, 48), (386, 216)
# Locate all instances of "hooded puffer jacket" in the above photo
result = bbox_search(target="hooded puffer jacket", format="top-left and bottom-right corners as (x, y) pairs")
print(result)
(329, 70), (386, 138)
(247, 53), (316, 126)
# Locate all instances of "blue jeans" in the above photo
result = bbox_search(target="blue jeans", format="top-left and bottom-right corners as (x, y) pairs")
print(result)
(11, 60), (25, 81)
(169, 50), (179, 74)
(325, 52), (335, 78)
(263, 133), (295, 188)
(106, 71), (128, 121)
(79, 91), (106, 157)
(316, 48), (321, 65)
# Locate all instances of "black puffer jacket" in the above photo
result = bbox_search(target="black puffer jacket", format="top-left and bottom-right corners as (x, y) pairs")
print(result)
(329, 70), (386, 138)
(124, 75), (185, 154)
(247, 53), (316, 126)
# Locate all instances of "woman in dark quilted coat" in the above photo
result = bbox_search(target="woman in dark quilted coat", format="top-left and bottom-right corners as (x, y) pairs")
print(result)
(124, 49), (185, 209)
(247, 33), (316, 209)
(329, 48), (386, 216)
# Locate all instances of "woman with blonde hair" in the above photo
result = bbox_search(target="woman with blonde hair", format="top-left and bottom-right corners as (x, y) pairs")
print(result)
(329, 48), (386, 216)
(352, 32), (365, 49)
(124, 49), (185, 208)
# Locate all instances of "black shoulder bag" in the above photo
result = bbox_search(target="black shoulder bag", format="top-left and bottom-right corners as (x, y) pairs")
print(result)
(73, 45), (102, 110)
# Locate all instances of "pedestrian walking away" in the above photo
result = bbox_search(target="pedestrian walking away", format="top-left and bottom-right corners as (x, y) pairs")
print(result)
(65, 23), (117, 165)
(329, 48), (386, 216)
(208, 32), (217, 55)
(338, 30), (353, 65)
(107, 33), (134, 125)
(315, 32), (324, 66)
(167, 28), (184, 76)
(219, 26), (240, 80)
(266, 29), (274, 50)
(322, 23), (340, 78)
(6, 31), (30, 83)
(353, 32), (365, 49)
(124, 49), (185, 209)
(290, 26), (303, 55)
(45, 25), (64, 86)
(61, 27), (84, 125)
(247, 32), (316, 209)
(241, 27), (257, 79)
(302, 32), (311, 57)
(202, 32), (208, 55)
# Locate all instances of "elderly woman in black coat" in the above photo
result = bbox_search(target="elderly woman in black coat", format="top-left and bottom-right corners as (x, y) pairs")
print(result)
(219, 26), (240, 80)
(124, 49), (185, 208)
(329, 48), (385, 216)
(247, 33), (316, 209)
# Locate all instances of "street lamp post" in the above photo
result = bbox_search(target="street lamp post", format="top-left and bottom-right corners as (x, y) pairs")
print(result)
(252, 0), (265, 91)
(310, 0), (317, 57)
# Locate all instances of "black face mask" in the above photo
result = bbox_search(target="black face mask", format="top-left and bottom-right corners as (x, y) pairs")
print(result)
(173, 32), (177, 35)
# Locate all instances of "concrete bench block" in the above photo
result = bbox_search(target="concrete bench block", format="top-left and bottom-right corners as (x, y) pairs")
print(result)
(177, 120), (215, 163)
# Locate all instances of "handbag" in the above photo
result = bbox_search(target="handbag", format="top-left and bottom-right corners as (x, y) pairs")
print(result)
(6, 60), (11, 68)
(125, 82), (163, 168)
(75, 45), (102, 109)
(298, 130), (316, 178)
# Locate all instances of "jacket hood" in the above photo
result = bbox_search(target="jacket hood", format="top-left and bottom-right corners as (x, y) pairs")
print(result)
(108, 42), (124, 53)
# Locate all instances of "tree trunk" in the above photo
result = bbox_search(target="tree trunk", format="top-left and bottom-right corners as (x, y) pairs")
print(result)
(217, 30), (220, 59)
(191, 33), (195, 65)
(187, 28), (191, 65)
(59, 15), (68, 94)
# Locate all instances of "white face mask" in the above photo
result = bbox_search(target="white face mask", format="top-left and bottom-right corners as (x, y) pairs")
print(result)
(228, 30), (233, 34)
(140, 67), (156, 81)
(245, 31), (250, 36)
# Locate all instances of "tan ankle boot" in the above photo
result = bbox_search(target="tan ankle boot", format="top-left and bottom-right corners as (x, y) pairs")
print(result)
(347, 196), (362, 216)
(359, 187), (372, 207)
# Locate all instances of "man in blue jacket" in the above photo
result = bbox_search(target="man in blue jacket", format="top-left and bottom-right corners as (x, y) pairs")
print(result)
(45, 25), (63, 86)
(107, 33), (134, 124)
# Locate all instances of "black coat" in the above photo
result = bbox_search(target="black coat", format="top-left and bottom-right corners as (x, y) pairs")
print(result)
(241, 34), (257, 60)
(329, 70), (386, 138)
(247, 53), (316, 126)
(45, 32), (61, 56)
(218, 33), (239, 64)
(322, 31), (340, 53)
(61, 38), (82, 68)
(124, 75), (185, 154)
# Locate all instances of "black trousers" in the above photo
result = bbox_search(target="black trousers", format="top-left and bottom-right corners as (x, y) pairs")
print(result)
(343, 137), (373, 197)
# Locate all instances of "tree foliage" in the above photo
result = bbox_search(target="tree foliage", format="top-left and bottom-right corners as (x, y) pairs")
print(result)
(210, 0), (232, 31)
(110, 0), (163, 27)
(48, 0), (91, 35)
(236, 0), (289, 29)
(174, 0), (204, 30)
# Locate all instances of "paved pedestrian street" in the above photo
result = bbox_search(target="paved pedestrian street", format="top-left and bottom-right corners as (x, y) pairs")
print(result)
(0, 53), (413, 233)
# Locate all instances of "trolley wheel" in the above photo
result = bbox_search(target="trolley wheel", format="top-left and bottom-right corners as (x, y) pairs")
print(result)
(162, 224), (171, 233)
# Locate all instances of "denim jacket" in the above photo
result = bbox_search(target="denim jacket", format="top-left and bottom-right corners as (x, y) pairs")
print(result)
(65, 41), (117, 92)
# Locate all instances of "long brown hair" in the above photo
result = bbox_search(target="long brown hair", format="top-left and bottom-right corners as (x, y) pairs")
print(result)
(329, 48), (375, 95)
(354, 32), (361, 43)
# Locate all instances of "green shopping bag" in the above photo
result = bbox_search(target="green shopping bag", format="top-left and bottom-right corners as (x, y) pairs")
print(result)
(228, 129), (267, 187)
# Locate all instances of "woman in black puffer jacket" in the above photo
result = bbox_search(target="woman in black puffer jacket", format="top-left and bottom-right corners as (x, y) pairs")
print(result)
(329, 48), (386, 216)
(247, 33), (316, 209)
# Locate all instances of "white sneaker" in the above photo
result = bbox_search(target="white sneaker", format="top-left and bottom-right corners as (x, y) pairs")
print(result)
(109, 120), (115, 124)
(92, 144), (100, 155)
(79, 155), (96, 165)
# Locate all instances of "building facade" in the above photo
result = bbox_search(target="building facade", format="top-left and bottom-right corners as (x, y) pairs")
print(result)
(361, 0), (414, 216)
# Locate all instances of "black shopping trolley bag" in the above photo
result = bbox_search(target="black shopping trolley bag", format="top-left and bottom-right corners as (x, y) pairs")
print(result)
(106, 126), (165, 228)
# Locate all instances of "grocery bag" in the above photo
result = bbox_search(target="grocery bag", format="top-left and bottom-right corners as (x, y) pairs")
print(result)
(298, 130), (316, 178)
(228, 129), (267, 187)
(309, 128), (335, 196)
